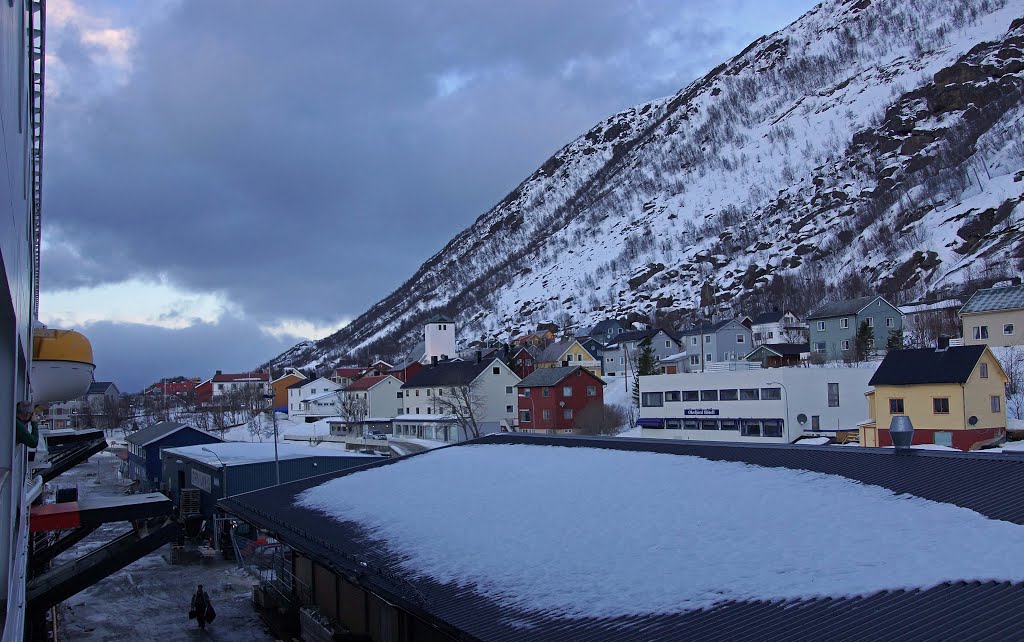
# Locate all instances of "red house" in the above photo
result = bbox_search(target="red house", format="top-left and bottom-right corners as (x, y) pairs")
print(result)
(388, 360), (424, 383)
(194, 378), (213, 403)
(515, 366), (605, 433)
(510, 346), (538, 380)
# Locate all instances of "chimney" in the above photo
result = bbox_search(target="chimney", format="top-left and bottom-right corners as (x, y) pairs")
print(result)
(890, 415), (914, 453)
(476, 350), (482, 364)
(215, 370), (222, 376)
(937, 336), (950, 351)
(431, 356), (438, 366)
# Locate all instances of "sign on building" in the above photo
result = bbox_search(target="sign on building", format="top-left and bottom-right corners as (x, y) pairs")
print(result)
(191, 468), (212, 493)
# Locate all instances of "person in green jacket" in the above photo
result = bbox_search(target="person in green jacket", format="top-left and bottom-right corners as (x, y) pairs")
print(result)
(15, 401), (38, 448)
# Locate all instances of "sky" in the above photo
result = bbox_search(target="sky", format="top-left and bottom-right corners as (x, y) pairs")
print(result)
(40, 0), (814, 392)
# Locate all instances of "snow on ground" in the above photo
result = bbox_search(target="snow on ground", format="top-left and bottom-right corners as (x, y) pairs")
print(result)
(794, 436), (831, 446)
(56, 453), (274, 641)
(164, 441), (379, 466)
(298, 443), (1024, 619)
(882, 443), (961, 451)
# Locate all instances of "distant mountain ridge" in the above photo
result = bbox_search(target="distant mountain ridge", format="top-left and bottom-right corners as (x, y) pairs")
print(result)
(269, 0), (1024, 372)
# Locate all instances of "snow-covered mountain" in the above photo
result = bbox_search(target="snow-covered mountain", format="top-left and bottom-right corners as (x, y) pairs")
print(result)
(271, 0), (1024, 371)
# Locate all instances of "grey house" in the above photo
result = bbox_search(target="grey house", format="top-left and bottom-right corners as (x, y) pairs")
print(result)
(603, 329), (682, 377)
(581, 319), (626, 343)
(807, 295), (903, 359)
(679, 319), (753, 372)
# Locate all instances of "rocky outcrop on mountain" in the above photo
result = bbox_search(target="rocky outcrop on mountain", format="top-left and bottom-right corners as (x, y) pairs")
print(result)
(270, 0), (1024, 371)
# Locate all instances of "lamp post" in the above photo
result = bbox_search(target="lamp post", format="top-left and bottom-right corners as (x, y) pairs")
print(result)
(766, 380), (789, 441)
(263, 393), (281, 485)
(201, 446), (228, 552)
(518, 393), (535, 432)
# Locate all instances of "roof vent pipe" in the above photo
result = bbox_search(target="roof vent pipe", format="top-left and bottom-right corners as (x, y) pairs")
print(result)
(431, 356), (438, 366)
(890, 415), (915, 453)
(476, 350), (482, 364)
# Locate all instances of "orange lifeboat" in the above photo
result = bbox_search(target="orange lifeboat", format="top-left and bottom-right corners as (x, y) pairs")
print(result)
(31, 327), (95, 403)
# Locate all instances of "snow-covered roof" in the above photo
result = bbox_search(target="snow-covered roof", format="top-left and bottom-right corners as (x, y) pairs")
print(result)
(898, 299), (963, 314)
(393, 413), (457, 422)
(163, 441), (375, 467)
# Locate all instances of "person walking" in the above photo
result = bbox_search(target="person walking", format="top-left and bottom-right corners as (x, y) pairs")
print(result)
(189, 584), (214, 630)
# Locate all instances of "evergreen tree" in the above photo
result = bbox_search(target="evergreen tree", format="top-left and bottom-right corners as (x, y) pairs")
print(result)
(854, 320), (874, 361)
(886, 328), (905, 352)
(632, 338), (658, 408)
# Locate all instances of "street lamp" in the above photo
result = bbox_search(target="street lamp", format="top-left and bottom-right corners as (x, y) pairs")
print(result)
(766, 381), (789, 441)
(263, 394), (281, 485)
(517, 393), (535, 432)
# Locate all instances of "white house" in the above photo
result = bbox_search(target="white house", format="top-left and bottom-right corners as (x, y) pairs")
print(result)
(750, 310), (807, 346)
(211, 370), (270, 398)
(394, 357), (520, 442)
(333, 375), (404, 435)
(287, 376), (342, 422)
(637, 366), (876, 444)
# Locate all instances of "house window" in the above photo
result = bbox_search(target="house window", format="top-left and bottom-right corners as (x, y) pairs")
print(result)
(1005, 324), (1015, 335)
(701, 390), (718, 401)
(542, 409), (552, 420)
(705, 336), (712, 344)
(736, 334), (745, 344)
(522, 389), (531, 397)
(933, 398), (950, 414)
(741, 420), (762, 437)
(761, 387), (782, 400)
(683, 420), (699, 430)
(973, 326), (989, 340)
(520, 410), (531, 423)
(415, 390), (420, 396)
(682, 390), (699, 401)
(664, 390), (680, 402)
(542, 388), (550, 397)
(980, 363), (989, 379)
(763, 420), (783, 438)
(817, 321), (826, 331)
(563, 408), (573, 420)
(811, 415), (820, 430)
(840, 318), (849, 329)
(889, 398), (905, 414)
(828, 383), (839, 407)
(506, 386), (513, 394)
(620, 357), (625, 365)
(740, 388), (759, 401)
(992, 396), (1002, 413)
(492, 367), (500, 375)
(691, 337), (698, 346)
(886, 317), (894, 328)
(689, 355), (700, 366)
(663, 340), (671, 348)
(867, 318), (874, 327)
(587, 386), (597, 397)
(719, 389), (738, 401)
(641, 392), (664, 407)
(426, 389), (431, 396)
(813, 342), (826, 353)
(841, 340), (850, 351)
(563, 386), (573, 396)
(705, 353), (712, 363)
(506, 405), (514, 413)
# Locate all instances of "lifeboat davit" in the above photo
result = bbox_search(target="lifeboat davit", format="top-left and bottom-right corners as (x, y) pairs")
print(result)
(31, 327), (95, 403)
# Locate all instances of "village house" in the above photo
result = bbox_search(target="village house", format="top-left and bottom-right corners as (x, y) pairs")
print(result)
(899, 298), (962, 346)
(749, 310), (807, 345)
(386, 358), (424, 383)
(603, 328), (683, 376)
(960, 283), (1024, 348)
(270, 368), (305, 409)
(126, 421), (222, 491)
(509, 345), (539, 379)
(286, 376), (342, 422)
(144, 377), (199, 396)
(744, 343), (810, 368)
(536, 339), (602, 376)
(394, 356), (520, 442)
(334, 374), (404, 436)
(330, 366), (367, 387)
(516, 366), (605, 433)
(514, 329), (555, 348)
(579, 318), (626, 343)
(45, 380), (121, 429)
(211, 370), (270, 398)
(807, 295), (903, 359)
(678, 319), (752, 372)
(860, 345), (1008, 450)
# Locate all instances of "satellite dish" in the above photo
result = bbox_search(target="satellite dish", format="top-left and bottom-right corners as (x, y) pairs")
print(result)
(797, 413), (808, 425)
(969, 415), (978, 426)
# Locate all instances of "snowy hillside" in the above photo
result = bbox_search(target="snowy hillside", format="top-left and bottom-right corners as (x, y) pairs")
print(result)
(272, 0), (1024, 371)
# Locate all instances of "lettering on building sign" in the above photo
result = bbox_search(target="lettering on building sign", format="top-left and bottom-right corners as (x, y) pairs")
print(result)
(684, 409), (720, 416)
(191, 468), (213, 493)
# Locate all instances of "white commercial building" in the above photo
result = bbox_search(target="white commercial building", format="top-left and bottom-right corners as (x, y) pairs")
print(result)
(638, 366), (875, 444)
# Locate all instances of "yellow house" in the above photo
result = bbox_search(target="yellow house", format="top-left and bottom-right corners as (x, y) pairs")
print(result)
(271, 369), (305, 409)
(536, 339), (602, 376)
(861, 345), (1007, 450)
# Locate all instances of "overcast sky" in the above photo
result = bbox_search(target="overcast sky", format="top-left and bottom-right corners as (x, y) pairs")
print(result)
(40, 0), (814, 391)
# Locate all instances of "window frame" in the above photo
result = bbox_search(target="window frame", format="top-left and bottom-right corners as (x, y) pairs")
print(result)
(933, 397), (949, 415)
(889, 398), (905, 414)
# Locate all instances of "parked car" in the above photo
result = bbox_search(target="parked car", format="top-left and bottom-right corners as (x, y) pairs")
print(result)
(367, 431), (387, 440)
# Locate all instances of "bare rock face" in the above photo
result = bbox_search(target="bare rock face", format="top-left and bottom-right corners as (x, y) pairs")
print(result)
(268, 0), (1024, 371)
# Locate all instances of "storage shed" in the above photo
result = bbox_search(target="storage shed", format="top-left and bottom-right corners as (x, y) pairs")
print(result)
(125, 421), (222, 490)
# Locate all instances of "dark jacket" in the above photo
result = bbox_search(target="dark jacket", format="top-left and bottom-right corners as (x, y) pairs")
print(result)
(191, 590), (210, 611)
(15, 419), (38, 448)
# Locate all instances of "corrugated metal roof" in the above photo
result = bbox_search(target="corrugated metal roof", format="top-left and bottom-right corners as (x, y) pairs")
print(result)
(125, 421), (200, 447)
(220, 435), (1024, 641)
(961, 284), (1024, 314)
(807, 295), (889, 319)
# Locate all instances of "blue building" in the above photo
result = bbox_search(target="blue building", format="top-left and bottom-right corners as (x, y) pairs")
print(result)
(126, 421), (222, 490)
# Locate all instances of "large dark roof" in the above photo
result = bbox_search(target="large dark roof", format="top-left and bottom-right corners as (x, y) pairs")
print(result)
(425, 313), (456, 324)
(751, 311), (787, 325)
(869, 346), (987, 386)
(86, 381), (116, 395)
(401, 359), (495, 388)
(961, 284), (1024, 314)
(807, 295), (895, 319)
(125, 421), (214, 447)
(605, 328), (679, 347)
(515, 366), (603, 388)
(679, 318), (743, 335)
(581, 319), (623, 336)
(745, 343), (809, 358)
(221, 434), (1024, 641)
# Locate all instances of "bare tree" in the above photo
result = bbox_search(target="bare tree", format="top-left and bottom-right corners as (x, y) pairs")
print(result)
(572, 403), (628, 436)
(1003, 346), (1024, 421)
(100, 396), (126, 435)
(430, 380), (488, 441)
(337, 390), (368, 435)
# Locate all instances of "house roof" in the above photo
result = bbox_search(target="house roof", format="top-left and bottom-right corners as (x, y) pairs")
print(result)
(164, 442), (376, 468)
(605, 328), (680, 347)
(537, 340), (578, 363)
(425, 313), (456, 324)
(868, 346), (989, 386)
(221, 433), (1024, 641)
(333, 366), (366, 378)
(745, 343), (809, 359)
(515, 366), (604, 388)
(581, 319), (622, 336)
(960, 284), (1024, 314)
(807, 295), (895, 320)
(212, 371), (269, 383)
(750, 311), (788, 325)
(86, 381), (116, 395)
(345, 375), (397, 392)
(679, 319), (743, 336)
(125, 421), (218, 448)
(401, 359), (497, 388)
